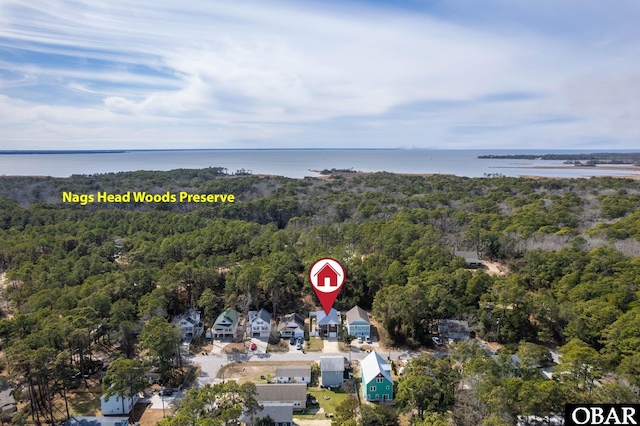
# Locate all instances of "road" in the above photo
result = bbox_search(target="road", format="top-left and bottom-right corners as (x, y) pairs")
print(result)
(188, 346), (424, 386)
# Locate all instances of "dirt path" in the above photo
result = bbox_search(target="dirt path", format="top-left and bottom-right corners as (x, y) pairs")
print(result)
(483, 260), (507, 276)
(0, 272), (15, 318)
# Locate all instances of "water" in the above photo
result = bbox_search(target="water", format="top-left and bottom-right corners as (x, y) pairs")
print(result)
(1, 149), (639, 179)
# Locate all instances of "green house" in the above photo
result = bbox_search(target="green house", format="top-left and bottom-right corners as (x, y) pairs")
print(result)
(361, 351), (393, 402)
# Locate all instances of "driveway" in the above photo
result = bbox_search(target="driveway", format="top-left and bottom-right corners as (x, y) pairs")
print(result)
(211, 338), (232, 354)
(250, 336), (269, 354)
(322, 336), (340, 353)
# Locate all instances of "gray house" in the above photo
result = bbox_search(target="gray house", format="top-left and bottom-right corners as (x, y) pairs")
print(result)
(320, 356), (344, 388)
(255, 384), (307, 411)
(275, 366), (312, 384)
(239, 402), (293, 426)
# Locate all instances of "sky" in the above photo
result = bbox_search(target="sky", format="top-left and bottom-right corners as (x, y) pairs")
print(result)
(1, 0), (639, 150)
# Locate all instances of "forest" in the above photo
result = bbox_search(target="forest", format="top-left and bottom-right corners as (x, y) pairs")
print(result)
(1, 168), (640, 425)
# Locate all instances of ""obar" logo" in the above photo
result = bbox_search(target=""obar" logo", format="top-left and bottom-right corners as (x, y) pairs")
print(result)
(565, 404), (639, 425)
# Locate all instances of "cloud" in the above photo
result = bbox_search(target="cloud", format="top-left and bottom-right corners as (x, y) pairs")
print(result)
(0, 0), (639, 149)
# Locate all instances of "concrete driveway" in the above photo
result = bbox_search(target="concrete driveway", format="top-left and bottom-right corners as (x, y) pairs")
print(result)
(322, 336), (340, 353)
(250, 336), (268, 354)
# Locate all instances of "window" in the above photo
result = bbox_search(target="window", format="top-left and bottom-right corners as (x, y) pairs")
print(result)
(376, 378), (383, 383)
(370, 386), (376, 392)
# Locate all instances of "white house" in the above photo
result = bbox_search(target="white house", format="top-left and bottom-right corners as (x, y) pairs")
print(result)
(275, 366), (312, 384)
(172, 309), (203, 341)
(247, 308), (272, 338)
(277, 313), (305, 338)
(213, 309), (240, 339)
(345, 306), (370, 338)
(100, 392), (139, 416)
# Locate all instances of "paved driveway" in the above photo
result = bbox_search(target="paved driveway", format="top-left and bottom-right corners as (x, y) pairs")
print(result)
(322, 337), (340, 353)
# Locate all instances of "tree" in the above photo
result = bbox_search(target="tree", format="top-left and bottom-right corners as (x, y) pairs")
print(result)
(158, 381), (259, 425)
(102, 358), (147, 415)
(332, 396), (359, 426)
(139, 317), (181, 378)
(360, 404), (399, 426)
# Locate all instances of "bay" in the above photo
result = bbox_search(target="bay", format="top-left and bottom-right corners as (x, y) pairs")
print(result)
(1, 149), (640, 179)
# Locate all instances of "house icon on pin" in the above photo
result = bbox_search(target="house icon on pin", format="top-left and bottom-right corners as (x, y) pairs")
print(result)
(314, 262), (342, 287)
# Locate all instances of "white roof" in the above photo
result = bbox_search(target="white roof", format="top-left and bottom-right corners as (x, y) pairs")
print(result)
(361, 351), (392, 384)
(320, 356), (344, 372)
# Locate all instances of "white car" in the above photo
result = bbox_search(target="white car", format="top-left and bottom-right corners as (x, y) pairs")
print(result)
(365, 336), (371, 344)
(432, 336), (442, 346)
(357, 336), (363, 344)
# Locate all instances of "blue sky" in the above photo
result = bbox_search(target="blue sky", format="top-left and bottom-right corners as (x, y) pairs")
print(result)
(1, 0), (639, 150)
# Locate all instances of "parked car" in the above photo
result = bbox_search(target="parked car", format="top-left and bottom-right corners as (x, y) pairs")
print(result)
(357, 336), (363, 344)
(296, 342), (303, 350)
(365, 336), (371, 344)
(159, 389), (173, 396)
(250, 343), (257, 350)
(432, 336), (442, 346)
(290, 337), (296, 345)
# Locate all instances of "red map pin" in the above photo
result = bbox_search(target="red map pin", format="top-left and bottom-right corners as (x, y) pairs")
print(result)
(309, 258), (346, 315)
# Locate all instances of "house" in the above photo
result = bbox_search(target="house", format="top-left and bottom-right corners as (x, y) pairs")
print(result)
(437, 319), (469, 342)
(213, 309), (240, 339)
(247, 308), (272, 338)
(275, 366), (312, 384)
(320, 356), (344, 388)
(0, 385), (16, 421)
(310, 308), (339, 338)
(100, 392), (140, 415)
(66, 417), (129, 426)
(361, 351), (393, 402)
(172, 309), (203, 341)
(455, 251), (484, 268)
(313, 262), (342, 287)
(345, 305), (370, 338)
(255, 384), (307, 411)
(239, 402), (293, 426)
(277, 313), (305, 338)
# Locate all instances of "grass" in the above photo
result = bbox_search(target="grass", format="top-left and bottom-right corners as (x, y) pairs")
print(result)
(308, 388), (350, 417)
(217, 360), (313, 383)
(307, 337), (324, 352)
(267, 339), (290, 353)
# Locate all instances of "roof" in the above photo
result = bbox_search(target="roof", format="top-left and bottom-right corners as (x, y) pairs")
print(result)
(173, 309), (201, 325)
(0, 386), (16, 410)
(277, 313), (305, 332)
(249, 308), (272, 324)
(361, 351), (392, 384)
(455, 251), (482, 263)
(320, 356), (344, 372)
(313, 262), (342, 278)
(213, 309), (239, 328)
(65, 417), (129, 426)
(345, 306), (369, 325)
(255, 384), (307, 402)
(314, 308), (339, 326)
(276, 366), (311, 377)
(239, 402), (293, 424)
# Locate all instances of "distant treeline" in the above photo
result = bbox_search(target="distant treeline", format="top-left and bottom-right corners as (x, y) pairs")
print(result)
(478, 152), (640, 165)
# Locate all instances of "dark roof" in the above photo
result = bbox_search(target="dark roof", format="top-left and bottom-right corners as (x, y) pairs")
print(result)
(455, 251), (482, 263)
(249, 308), (272, 324)
(213, 309), (239, 328)
(277, 313), (304, 332)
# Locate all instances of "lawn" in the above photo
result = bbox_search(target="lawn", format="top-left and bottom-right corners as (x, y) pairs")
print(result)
(217, 360), (313, 383)
(308, 388), (350, 417)
(307, 337), (324, 352)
